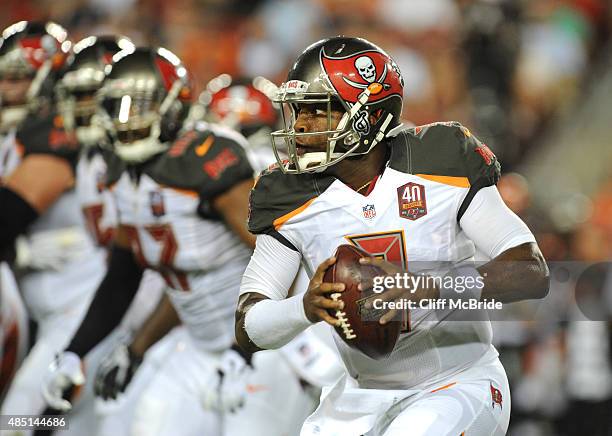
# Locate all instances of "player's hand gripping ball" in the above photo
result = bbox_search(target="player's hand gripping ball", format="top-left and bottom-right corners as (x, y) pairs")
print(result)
(324, 244), (401, 359)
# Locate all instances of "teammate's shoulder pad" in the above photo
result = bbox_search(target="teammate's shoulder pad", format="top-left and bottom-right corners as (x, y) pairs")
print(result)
(16, 113), (81, 166)
(100, 147), (125, 188)
(150, 126), (254, 198)
(248, 165), (334, 234)
(390, 121), (500, 186)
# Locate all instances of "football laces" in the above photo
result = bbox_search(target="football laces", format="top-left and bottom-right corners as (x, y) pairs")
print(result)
(331, 293), (356, 340)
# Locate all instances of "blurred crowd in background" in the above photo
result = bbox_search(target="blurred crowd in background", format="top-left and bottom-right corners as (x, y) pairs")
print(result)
(2, 0), (612, 435)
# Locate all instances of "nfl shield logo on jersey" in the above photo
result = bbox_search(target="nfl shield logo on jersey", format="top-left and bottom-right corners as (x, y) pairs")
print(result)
(150, 190), (166, 217)
(362, 204), (376, 220)
(397, 182), (427, 220)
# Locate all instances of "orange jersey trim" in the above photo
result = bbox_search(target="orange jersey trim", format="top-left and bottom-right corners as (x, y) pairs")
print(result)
(195, 135), (214, 157)
(430, 382), (457, 393)
(414, 174), (470, 188)
(273, 197), (317, 230)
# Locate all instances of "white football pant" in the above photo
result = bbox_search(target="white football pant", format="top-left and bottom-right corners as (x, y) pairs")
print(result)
(302, 352), (510, 436)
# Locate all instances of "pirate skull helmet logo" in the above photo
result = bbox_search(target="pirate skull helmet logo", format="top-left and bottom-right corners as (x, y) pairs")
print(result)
(355, 56), (376, 83)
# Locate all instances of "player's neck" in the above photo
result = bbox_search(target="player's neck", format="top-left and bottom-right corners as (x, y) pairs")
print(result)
(331, 144), (388, 192)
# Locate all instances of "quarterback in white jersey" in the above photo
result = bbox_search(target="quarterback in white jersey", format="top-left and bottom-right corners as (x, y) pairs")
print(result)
(43, 47), (257, 436)
(237, 37), (550, 436)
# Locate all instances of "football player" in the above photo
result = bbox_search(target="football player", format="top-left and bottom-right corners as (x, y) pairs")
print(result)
(52, 35), (171, 435)
(0, 22), (110, 434)
(236, 37), (550, 436)
(42, 47), (257, 436)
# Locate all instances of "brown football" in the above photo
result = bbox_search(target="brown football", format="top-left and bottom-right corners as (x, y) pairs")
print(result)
(324, 244), (401, 359)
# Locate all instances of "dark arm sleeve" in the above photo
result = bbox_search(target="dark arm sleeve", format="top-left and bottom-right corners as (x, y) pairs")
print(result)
(66, 244), (144, 357)
(0, 187), (39, 255)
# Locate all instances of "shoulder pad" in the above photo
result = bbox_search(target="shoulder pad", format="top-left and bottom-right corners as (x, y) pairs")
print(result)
(389, 121), (500, 187)
(17, 113), (80, 168)
(100, 147), (125, 188)
(148, 126), (254, 199)
(248, 166), (334, 235)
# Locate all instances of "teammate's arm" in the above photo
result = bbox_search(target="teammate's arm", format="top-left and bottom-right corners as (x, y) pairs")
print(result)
(0, 155), (73, 251)
(130, 294), (181, 357)
(65, 224), (145, 357)
(212, 178), (256, 249)
(235, 235), (344, 353)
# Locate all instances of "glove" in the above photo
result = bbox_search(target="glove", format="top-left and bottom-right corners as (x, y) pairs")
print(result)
(42, 351), (85, 412)
(15, 228), (90, 271)
(217, 348), (253, 413)
(94, 343), (143, 400)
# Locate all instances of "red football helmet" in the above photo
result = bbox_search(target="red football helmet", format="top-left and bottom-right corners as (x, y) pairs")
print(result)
(271, 36), (404, 174)
(0, 21), (70, 132)
(199, 74), (278, 138)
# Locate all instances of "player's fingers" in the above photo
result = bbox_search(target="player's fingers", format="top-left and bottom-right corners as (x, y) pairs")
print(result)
(312, 295), (344, 310)
(380, 308), (398, 325)
(357, 277), (375, 291)
(312, 256), (336, 282)
(316, 282), (345, 294)
(315, 308), (340, 326)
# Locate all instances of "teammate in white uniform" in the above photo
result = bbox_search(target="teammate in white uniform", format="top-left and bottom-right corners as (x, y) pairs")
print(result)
(42, 47), (257, 436)
(236, 37), (550, 436)
(0, 23), (109, 435)
(52, 35), (170, 435)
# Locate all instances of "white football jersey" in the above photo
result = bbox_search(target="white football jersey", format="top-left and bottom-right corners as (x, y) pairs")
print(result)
(248, 122), (503, 388)
(76, 147), (117, 247)
(107, 125), (254, 350)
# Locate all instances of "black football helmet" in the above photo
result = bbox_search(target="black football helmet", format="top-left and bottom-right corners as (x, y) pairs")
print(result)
(271, 36), (404, 174)
(0, 21), (70, 132)
(99, 47), (193, 163)
(58, 35), (134, 146)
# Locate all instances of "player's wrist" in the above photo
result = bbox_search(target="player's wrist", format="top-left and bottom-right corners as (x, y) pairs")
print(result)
(244, 294), (313, 349)
(128, 335), (148, 359)
(127, 342), (145, 361)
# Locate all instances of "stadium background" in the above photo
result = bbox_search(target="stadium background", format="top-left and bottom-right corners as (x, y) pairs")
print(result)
(2, 0), (612, 434)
